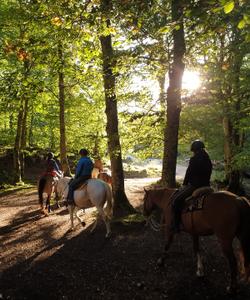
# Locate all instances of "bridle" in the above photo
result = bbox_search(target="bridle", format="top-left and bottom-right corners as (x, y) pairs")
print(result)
(144, 193), (163, 232)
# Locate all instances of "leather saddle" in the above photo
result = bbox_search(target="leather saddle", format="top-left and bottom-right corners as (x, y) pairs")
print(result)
(184, 186), (214, 212)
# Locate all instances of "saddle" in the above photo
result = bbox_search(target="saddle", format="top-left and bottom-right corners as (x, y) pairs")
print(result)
(78, 181), (88, 191)
(184, 186), (214, 212)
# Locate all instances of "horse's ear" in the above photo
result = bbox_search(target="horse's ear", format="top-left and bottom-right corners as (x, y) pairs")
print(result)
(144, 187), (148, 193)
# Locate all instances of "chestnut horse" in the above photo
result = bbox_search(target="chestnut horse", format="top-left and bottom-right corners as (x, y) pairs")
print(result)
(38, 175), (60, 215)
(143, 188), (250, 293)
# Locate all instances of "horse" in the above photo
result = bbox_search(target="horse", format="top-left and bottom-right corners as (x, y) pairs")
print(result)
(57, 177), (113, 238)
(38, 174), (61, 215)
(98, 171), (112, 185)
(143, 187), (250, 294)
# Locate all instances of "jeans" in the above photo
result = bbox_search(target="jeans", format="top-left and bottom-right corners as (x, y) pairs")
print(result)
(171, 185), (196, 231)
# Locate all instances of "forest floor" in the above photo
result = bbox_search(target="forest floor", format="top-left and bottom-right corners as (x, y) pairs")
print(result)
(1, 178), (250, 300)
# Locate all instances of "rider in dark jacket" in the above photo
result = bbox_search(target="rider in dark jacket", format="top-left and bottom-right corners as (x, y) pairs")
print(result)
(171, 140), (212, 232)
(67, 149), (94, 205)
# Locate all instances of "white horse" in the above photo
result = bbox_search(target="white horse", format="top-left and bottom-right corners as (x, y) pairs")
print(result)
(57, 177), (113, 238)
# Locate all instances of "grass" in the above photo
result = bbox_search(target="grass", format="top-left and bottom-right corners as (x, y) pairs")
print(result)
(0, 182), (35, 196)
(113, 213), (146, 224)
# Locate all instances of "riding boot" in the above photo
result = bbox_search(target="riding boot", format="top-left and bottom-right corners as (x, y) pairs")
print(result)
(171, 211), (181, 233)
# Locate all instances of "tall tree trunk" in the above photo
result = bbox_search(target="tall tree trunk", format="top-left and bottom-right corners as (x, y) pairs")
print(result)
(58, 44), (71, 176)
(162, 0), (186, 187)
(28, 100), (34, 147)
(13, 60), (30, 183)
(13, 103), (24, 183)
(20, 96), (29, 178)
(100, 0), (135, 217)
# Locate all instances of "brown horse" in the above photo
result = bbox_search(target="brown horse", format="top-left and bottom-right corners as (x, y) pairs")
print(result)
(98, 172), (112, 185)
(143, 187), (250, 293)
(38, 175), (60, 215)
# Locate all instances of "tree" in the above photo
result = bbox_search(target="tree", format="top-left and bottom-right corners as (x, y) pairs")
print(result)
(100, 0), (135, 217)
(162, 0), (186, 187)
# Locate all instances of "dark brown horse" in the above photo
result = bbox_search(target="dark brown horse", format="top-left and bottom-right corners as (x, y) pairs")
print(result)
(38, 175), (60, 215)
(143, 187), (250, 293)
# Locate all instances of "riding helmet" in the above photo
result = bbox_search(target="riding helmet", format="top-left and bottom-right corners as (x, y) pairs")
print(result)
(190, 140), (205, 152)
(79, 148), (89, 156)
(47, 152), (54, 159)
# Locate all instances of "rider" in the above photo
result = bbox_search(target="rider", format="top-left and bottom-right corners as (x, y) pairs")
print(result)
(45, 152), (62, 178)
(171, 140), (213, 232)
(67, 148), (94, 205)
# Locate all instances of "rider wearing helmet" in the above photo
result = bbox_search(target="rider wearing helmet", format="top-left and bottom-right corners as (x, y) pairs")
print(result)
(45, 152), (62, 177)
(171, 140), (213, 232)
(67, 148), (94, 205)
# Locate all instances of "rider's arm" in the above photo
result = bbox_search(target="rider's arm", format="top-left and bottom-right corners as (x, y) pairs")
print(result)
(53, 160), (61, 173)
(183, 156), (199, 185)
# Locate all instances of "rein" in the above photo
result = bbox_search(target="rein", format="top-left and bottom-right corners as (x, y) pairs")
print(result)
(147, 215), (164, 232)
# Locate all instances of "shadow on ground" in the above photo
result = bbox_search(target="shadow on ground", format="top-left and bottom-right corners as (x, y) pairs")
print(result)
(1, 221), (250, 300)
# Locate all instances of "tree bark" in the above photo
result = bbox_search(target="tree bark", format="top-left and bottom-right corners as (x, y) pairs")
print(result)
(100, 0), (135, 217)
(162, 0), (186, 187)
(13, 104), (24, 183)
(13, 61), (30, 183)
(58, 44), (71, 176)
(20, 96), (29, 177)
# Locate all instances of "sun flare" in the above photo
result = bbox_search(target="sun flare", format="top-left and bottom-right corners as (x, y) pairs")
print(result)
(182, 70), (201, 91)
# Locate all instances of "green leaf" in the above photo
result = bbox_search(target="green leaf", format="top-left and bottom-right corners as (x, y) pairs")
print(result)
(238, 19), (246, 29)
(223, 1), (234, 14)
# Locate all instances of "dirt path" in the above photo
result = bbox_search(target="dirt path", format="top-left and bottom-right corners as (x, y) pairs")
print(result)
(0, 179), (250, 300)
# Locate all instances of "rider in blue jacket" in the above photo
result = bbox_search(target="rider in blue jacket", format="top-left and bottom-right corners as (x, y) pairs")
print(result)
(67, 149), (94, 205)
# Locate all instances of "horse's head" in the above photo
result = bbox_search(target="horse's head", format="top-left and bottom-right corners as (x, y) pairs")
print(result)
(143, 188), (157, 217)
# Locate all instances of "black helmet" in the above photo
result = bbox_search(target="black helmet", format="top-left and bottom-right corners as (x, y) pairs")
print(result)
(190, 140), (205, 152)
(47, 152), (54, 159)
(79, 148), (89, 156)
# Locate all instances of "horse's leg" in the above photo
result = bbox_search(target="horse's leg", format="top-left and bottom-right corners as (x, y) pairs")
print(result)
(193, 235), (204, 277)
(157, 229), (174, 266)
(46, 194), (52, 213)
(219, 239), (238, 294)
(68, 205), (75, 230)
(75, 208), (86, 227)
(55, 191), (60, 208)
(96, 206), (111, 238)
(90, 217), (98, 233)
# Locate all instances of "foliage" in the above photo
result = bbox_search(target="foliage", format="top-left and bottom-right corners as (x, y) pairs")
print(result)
(0, 0), (249, 186)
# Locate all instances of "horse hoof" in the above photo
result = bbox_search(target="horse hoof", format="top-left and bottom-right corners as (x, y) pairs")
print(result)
(105, 232), (111, 239)
(157, 257), (165, 267)
(196, 270), (204, 278)
(81, 221), (86, 227)
(226, 285), (237, 295)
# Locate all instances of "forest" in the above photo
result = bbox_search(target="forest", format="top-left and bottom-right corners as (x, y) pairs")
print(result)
(1, 1), (249, 199)
(1, 1), (250, 299)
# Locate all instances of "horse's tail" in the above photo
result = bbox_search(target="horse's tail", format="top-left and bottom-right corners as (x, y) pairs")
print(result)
(38, 177), (47, 205)
(237, 198), (250, 279)
(104, 183), (113, 219)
